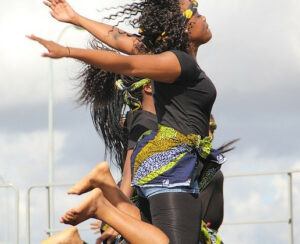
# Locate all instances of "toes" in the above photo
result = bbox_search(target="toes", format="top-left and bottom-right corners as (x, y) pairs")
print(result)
(60, 209), (78, 224)
(60, 215), (69, 224)
(67, 187), (79, 195)
(67, 209), (78, 218)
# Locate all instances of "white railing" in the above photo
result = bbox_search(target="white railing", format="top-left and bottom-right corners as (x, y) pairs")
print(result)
(26, 183), (72, 244)
(223, 170), (300, 244)
(0, 183), (20, 244)
(26, 170), (300, 244)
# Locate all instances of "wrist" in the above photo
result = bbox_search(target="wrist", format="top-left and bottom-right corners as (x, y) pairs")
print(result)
(72, 14), (82, 26)
(65, 46), (71, 57)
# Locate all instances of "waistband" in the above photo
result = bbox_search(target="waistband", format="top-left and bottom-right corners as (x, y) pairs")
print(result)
(134, 124), (212, 174)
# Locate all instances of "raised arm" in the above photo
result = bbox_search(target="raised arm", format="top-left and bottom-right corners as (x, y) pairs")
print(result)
(27, 35), (181, 83)
(44, 0), (141, 55)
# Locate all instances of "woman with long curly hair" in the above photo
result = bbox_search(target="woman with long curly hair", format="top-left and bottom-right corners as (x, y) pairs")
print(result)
(29, 0), (219, 243)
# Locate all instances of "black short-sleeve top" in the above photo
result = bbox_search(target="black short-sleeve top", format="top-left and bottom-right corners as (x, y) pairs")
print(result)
(153, 50), (217, 137)
(126, 110), (158, 150)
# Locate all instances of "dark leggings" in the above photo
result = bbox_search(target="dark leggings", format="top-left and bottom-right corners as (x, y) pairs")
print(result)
(148, 192), (203, 244)
(136, 171), (224, 243)
(200, 170), (224, 230)
(140, 171), (224, 244)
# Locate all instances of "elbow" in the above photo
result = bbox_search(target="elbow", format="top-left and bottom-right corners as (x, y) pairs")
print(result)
(126, 59), (144, 78)
(128, 66), (142, 78)
(153, 234), (169, 244)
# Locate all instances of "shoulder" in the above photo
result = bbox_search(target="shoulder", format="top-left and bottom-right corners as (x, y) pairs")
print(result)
(132, 110), (157, 129)
(167, 50), (201, 84)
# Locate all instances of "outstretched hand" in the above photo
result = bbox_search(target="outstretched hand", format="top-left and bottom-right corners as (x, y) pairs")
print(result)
(26, 34), (69, 59)
(90, 220), (101, 234)
(43, 0), (78, 24)
(90, 221), (120, 243)
(99, 226), (120, 244)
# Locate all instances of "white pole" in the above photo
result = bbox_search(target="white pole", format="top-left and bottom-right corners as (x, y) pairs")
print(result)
(48, 53), (54, 236)
(48, 24), (84, 236)
(288, 173), (294, 244)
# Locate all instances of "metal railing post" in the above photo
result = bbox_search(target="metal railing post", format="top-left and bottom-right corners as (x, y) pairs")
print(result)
(27, 187), (33, 244)
(46, 186), (51, 237)
(47, 25), (85, 235)
(13, 185), (20, 244)
(27, 183), (73, 242)
(287, 173), (294, 244)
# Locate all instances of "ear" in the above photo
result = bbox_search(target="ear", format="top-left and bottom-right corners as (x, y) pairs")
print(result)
(143, 84), (152, 94)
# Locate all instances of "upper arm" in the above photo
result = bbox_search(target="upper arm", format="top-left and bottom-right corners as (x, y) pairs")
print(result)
(111, 30), (143, 55)
(120, 149), (134, 197)
(128, 51), (182, 83)
(128, 124), (151, 149)
(123, 149), (133, 176)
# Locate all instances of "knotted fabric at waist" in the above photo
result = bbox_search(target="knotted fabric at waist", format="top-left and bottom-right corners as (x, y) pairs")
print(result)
(131, 124), (212, 187)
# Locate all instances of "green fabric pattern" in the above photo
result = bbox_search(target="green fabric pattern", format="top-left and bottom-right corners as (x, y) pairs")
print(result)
(137, 152), (186, 185)
(115, 78), (151, 111)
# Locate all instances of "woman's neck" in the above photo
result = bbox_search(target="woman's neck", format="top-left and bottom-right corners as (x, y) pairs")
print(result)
(142, 95), (156, 115)
(188, 43), (199, 58)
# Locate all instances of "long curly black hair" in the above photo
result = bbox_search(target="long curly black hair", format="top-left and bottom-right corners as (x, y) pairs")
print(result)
(77, 41), (144, 169)
(77, 0), (191, 170)
(105, 0), (190, 54)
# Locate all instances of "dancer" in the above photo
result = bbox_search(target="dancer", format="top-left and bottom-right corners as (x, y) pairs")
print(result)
(42, 115), (227, 244)
(200, 115), (224, 230)
(71, 81), (157, 243)
(90, 115), (227, 244)
(29, 0), (218, 243)
(62, 181), (169, 244)
(39, 1), (158, 241)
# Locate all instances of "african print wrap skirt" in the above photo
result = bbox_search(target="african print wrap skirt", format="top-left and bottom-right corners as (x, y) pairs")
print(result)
(131, 124), (212, 188)
(199, 148), (226, 191)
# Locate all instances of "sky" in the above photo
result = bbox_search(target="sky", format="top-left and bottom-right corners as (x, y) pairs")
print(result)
(0, 0), (300, 243)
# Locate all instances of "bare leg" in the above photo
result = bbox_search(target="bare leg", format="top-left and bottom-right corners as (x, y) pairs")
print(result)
(68, 162), (140, 219)
(60, 189), (169, 244)
(41, 227), (83, 244)
(67, 162), (110, 195)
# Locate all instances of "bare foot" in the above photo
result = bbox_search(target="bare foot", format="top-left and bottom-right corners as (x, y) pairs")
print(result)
(41, 226), (83, 244)
(60, 188), (107, 226)
(68, 162), (110, 195)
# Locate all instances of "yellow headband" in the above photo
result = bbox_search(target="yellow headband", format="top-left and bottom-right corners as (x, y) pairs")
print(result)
(183, 0), (198, 19)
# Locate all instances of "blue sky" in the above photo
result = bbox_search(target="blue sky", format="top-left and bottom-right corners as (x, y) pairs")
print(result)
(0, 0), (300, 243)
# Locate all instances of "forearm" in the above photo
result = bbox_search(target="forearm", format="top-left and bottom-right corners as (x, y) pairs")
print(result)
(120, 150), (134, 198)
(29, 33), (180, 82)
(67, 47), (134, 76)
(120, 177), (134, 198)
(74, 15), (140, 55)
(66, 47), (180, 83)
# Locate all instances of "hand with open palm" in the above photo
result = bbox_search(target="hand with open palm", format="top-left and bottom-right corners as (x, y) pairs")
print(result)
(26, 34), (69, 59)
(43, 0), (79, 25)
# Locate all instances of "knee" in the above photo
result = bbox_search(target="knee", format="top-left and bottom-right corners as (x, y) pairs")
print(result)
(95, 161), (110, 173)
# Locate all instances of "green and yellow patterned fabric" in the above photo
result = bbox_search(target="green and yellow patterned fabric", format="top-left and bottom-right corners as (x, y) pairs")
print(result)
(131, 124), (212, 187)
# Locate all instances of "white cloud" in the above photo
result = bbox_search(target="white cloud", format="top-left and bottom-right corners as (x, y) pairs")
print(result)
(0, 130), (66, 186)
(200, 0), (300, 94)
(0, 0), (121, 111)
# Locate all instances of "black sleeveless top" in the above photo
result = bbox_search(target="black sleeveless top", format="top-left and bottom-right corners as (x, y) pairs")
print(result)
(153, 50), (217, 137)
